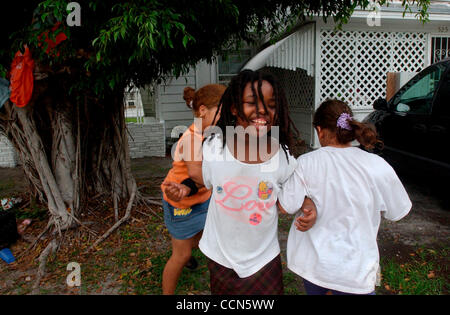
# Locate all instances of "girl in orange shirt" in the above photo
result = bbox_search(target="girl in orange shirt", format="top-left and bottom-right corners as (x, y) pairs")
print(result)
(161, 84), (226, 294)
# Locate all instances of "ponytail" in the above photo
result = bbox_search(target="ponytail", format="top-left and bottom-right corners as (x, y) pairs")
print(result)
(183, 87), (195, 109)
(348, 120), (380, 150)
(314, 99), (382, 150)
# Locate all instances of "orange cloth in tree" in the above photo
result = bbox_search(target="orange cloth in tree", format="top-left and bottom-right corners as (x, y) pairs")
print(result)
(38, 22), (67, 56)
(9, 46), (34, 107)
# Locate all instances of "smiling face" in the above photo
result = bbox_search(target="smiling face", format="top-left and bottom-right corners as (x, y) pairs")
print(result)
(232, 80), (276, 137)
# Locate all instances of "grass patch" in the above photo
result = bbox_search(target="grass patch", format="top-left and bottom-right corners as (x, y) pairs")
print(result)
(379, 246), (449, 295)
(14, 199), (48, 220)
(120, 226), (146, 241)
(116, 248), (209, 295)
(283, 271), (303, 295)
(0, 179), (15, 197)
(174, 249), (210, 294)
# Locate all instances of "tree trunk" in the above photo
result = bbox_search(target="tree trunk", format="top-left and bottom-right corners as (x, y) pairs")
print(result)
(0, 78), (137, 234)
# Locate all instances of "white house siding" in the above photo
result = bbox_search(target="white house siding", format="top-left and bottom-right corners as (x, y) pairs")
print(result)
(157, 70), (196, 141)
(265, 23), (315, 76)
(0, 135), (18, 168)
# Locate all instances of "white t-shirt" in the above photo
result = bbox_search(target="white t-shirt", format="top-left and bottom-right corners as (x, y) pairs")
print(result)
(278, 146), (412, 294)
(200, 136), (297, 278)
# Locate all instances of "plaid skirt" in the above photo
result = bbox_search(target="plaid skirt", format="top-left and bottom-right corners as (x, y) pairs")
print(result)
(208, 255), (283, 295)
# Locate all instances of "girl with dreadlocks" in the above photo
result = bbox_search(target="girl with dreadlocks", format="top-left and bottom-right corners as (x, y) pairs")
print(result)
(164, 70), (317, 294)
(278, 99), (412, 295)
(197, 69), (317, 294)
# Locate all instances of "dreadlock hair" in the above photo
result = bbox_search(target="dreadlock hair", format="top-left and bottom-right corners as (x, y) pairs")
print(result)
(210, 69), (299, 162)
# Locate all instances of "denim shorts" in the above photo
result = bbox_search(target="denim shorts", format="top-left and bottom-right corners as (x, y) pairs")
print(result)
(162, 197), (210, 240)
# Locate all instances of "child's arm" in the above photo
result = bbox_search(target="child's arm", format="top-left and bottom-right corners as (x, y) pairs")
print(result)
(185, 161), (204, 186)
(376, 162), (412, 222)
(182, 127), (205, 186)
(278, 156), (317, 231)
(278, 197), (317, 232)
(294, 197), (317, 232)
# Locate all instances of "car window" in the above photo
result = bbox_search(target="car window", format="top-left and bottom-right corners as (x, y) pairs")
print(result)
(391, 64), (446, 114)
(433, 67), (450, 116)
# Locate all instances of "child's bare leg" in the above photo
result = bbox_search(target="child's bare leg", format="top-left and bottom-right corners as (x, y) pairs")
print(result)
(162, 236), (196, 294)
(192, 230), (203, 249)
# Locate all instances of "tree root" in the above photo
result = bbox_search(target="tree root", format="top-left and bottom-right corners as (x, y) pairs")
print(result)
(86, 182), (137, 252)
(17, 221), (53, 260)
(143, 198), (163, 206)
(139, 198), (163, 220)
(32, 238), (58, 294)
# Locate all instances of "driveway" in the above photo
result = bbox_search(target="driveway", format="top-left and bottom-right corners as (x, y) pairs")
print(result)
(377, 170), (449, 258)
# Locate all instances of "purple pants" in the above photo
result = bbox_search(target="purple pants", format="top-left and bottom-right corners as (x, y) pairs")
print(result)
(303, 279), (376, 295)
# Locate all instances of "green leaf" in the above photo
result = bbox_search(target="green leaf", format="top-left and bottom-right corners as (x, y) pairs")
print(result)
(182, 35), (189, 48)
(0, 64), (7, 78)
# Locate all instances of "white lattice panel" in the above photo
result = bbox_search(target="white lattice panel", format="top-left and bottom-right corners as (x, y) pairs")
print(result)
(320, 30), (426, 109)
(263, 67), (314, 112)
(263, 67), (315, 145)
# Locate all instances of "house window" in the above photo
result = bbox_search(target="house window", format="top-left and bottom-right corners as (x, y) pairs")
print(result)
(431, 36), (450, 64)
(217, 49), (252, 84)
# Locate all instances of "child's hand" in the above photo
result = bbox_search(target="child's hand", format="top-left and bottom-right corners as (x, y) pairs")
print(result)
(162, 181), (191, 202)
(295, 197), (317, 232)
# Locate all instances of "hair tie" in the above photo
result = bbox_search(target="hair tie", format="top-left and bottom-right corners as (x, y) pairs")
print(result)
(336, 113), (353, 130)
(187, 100), (193, 109)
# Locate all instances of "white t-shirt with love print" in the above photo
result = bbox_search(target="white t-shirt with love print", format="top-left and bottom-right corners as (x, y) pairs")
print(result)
(199, 136), (297, 278)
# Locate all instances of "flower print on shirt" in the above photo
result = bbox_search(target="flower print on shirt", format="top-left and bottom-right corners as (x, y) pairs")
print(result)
(214, 176), (276, 226)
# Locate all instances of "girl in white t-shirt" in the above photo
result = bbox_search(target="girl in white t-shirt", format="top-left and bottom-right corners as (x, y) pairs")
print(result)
(278, 99), (412, 295)
(165, 69), (317, 294)
(200, 69), (317, 294)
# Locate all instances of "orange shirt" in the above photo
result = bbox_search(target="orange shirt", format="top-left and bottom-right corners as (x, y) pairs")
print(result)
(161, 123), (211, 208)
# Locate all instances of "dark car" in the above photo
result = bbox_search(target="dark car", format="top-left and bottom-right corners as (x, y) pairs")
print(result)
(364, 59), (450, 178)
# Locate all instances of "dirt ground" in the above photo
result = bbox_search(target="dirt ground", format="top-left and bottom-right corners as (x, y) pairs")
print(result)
(0, 156), (448, 294)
